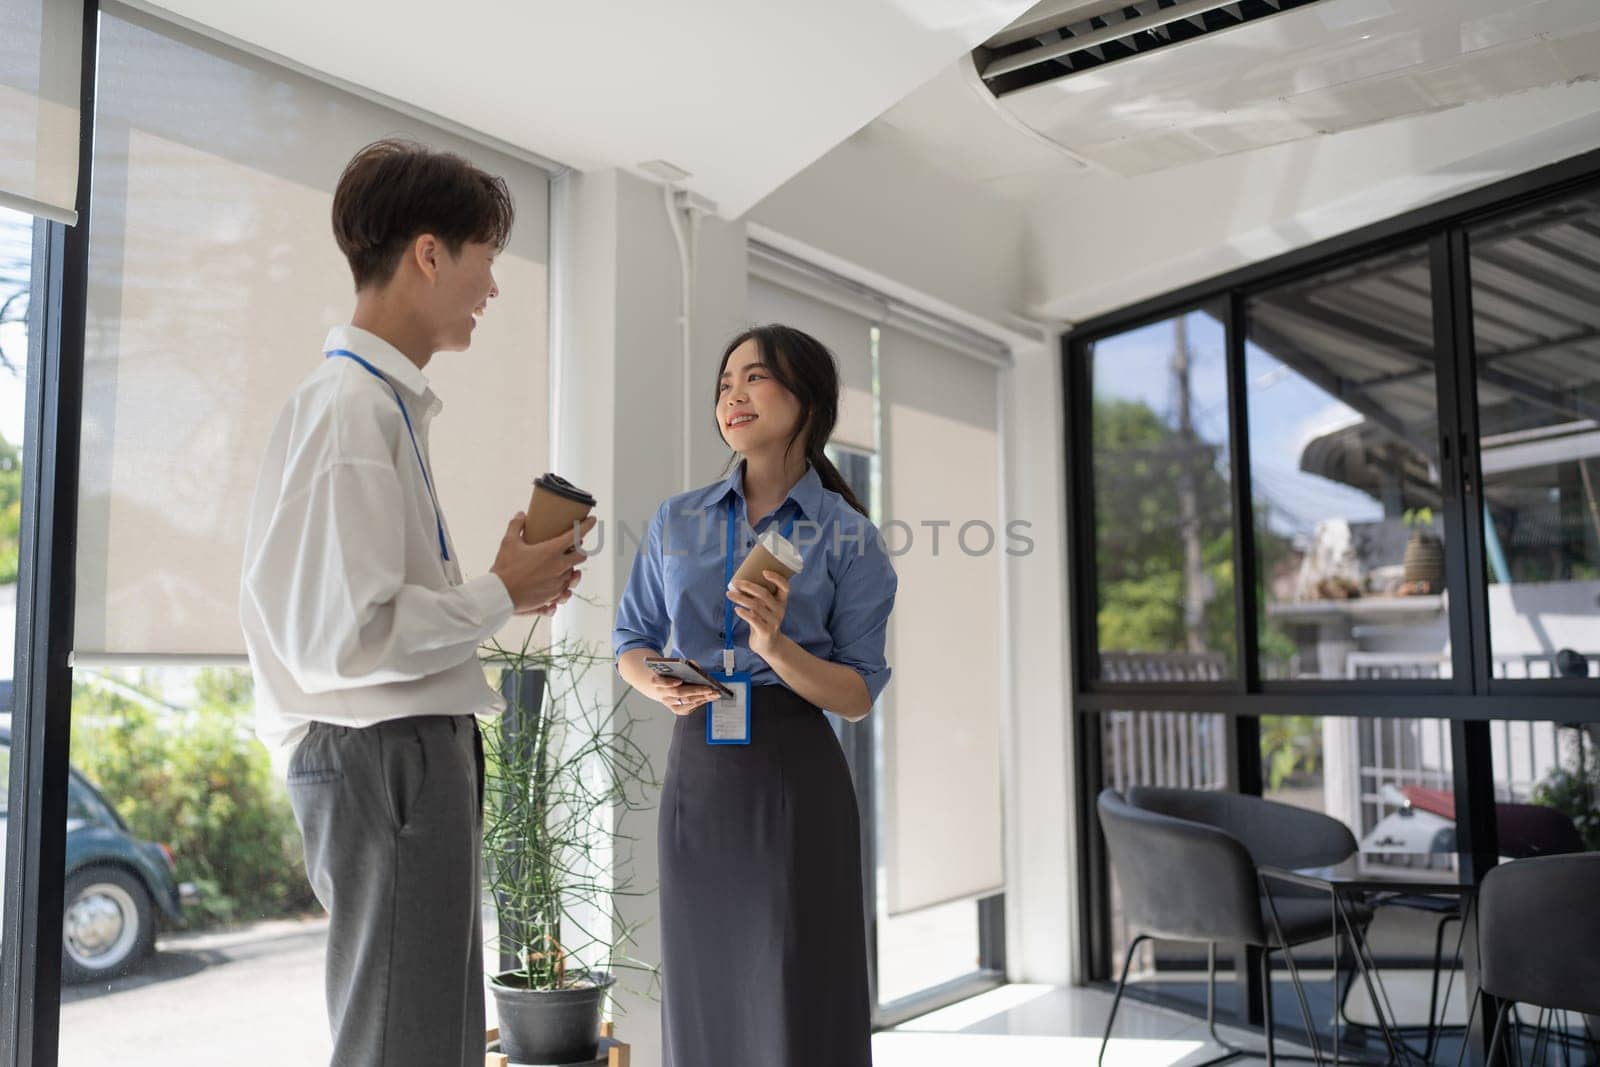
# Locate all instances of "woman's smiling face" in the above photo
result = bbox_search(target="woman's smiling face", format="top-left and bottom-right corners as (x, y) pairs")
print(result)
(718, 338), (801, 454)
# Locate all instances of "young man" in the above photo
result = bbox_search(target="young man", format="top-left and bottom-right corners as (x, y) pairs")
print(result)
(239, 139), (589, 1067)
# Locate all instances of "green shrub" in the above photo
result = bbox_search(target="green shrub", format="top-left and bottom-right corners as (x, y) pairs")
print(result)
(1259, 714), (1323, 792)
(69, 668), (316, 927)
(1531, 745), (1600, 852)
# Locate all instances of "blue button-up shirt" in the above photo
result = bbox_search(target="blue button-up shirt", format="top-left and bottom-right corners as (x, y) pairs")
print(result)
(613, 462), (897, 711)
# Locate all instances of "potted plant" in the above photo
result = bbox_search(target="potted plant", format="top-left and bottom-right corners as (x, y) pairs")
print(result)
(1400, 507), (1443, 594)
(480, 626), (659, 1064)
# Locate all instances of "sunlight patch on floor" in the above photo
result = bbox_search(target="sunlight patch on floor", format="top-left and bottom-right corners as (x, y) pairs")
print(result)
(872, 1033), (1207, 1067)
(893, 983), (1058, 1031)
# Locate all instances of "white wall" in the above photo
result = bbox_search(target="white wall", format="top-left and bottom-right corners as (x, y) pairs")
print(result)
(1025, 78), (1600, 322)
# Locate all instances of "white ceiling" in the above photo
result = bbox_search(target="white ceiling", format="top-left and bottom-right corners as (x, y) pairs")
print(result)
(876, 0), (1600, 196)
(132, 0), (1037, 218)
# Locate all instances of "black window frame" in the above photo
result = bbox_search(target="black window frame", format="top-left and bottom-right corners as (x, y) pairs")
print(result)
(1065, 147), (1600, 1012)
(1, 2), (99, 1064)
(1067, 148), (1600, 719)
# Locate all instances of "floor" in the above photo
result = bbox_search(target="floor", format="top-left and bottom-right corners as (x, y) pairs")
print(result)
(874, 973), (1596, 1067)
(872, 981), (1301, 1067)
(57, 914), (1595, 1067)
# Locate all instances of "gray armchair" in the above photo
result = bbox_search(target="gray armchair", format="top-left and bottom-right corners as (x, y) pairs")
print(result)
(1478, 852), (1600, 1066)
(1097, 787), (1364, 1067)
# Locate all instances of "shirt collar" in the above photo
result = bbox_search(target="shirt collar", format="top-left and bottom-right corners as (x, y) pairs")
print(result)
(704, 460), (824, 521)
(323, 324), (435, 402)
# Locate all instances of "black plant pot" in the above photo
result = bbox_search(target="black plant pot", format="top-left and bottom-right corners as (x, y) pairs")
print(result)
(491, 970), (615, 1064)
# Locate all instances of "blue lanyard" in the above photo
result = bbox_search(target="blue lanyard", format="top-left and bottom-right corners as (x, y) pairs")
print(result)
(723, 497), (795, 657)
(324, 349), (450, 563)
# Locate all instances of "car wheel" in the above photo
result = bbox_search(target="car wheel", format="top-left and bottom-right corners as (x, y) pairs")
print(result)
(61, 866), (155, 984)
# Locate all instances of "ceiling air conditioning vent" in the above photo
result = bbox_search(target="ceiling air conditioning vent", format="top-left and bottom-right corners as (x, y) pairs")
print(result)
(976, 0), (1325, 97)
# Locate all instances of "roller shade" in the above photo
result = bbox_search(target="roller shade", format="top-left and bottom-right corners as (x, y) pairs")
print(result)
(0, 0), (83, 223)
(879, 321), (1005, 915)
(74, 6), (551, 659)
(747, 274), (875, 452)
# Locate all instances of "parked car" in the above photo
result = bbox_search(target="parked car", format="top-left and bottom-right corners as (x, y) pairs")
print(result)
(0, 721), (199, 982)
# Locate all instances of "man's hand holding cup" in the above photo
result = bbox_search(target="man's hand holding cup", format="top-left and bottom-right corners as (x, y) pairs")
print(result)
(491, 512), (594, 615)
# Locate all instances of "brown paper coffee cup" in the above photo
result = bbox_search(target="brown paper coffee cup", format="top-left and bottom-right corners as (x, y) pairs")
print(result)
(730, 529), (803, 596)
(522, 473), (597, 548)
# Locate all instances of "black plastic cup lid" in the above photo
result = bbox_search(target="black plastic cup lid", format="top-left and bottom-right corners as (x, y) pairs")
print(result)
(533, 472), (597, 508)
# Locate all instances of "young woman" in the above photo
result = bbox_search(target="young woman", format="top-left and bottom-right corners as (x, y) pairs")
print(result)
(613, 324), (897, 1067)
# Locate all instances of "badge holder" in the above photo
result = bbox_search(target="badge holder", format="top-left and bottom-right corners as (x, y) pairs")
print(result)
(706, 665), (752, 745)
(711, 502), (758, 745)
(709, 501), (797, 745)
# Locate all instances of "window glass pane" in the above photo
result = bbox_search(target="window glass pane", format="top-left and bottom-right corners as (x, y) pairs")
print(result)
(1091, 310), (1237, 680)
(1469, 190), (1600, 680)
(1245, 244), (1451, 681)
(59, 666), (327, 1062)
(1107, 713), (1228, 998)
(0, 204), (33, 986)
(875, 893), (983, 1006)
(1262, 713), (1457, 860)
(1489, 720), (1598, 855)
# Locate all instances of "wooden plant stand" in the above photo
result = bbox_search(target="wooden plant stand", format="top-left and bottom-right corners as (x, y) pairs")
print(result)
(486, 1020), (630, 1067)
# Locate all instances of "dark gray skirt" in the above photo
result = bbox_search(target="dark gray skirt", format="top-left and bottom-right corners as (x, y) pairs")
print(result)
(658, 684), (872, 1067)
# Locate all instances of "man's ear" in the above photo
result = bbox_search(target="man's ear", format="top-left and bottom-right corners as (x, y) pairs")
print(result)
(410, 233), (440, 283)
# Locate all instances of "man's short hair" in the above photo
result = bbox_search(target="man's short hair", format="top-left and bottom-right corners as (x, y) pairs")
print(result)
(332, 139), (515, 290)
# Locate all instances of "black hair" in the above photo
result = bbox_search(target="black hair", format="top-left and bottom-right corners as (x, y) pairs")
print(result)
(714, 324), (869, 518)
(331, 138), (514, 290)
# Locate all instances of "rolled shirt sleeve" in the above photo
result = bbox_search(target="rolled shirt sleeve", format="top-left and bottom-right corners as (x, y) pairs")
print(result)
(613, 501), (671, 660)
(826, 519), (898, 705)
(242, 457), (513, 695)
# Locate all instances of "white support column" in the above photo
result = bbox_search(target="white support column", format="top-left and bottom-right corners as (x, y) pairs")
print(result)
(1001, 338), (1077, 985)
(550, 167), (749, 1067)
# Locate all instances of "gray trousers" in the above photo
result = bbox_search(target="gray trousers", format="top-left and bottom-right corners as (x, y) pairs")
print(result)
(287, 714), (485, 1067)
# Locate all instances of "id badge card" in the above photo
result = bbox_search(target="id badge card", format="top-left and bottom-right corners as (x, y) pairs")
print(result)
(706, 673), (752, 745)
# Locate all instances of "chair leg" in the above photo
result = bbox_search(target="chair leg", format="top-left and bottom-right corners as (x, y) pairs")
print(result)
(1529, 1008), (1552, 1067)
(1452, 990), (1485, 1067)
(1430, 911), (1475, 1064)
(1337, 898), (1402, 1067)
(1100, 935), (1147, 1067)
(1485, 1000), (1511, 1067)
(1201, 945), (1252, 1066)
(1421, 913), (1458, 1062)
(1264, 947), (1279, 1067)
(1208, 943), (1218, 1035)
(1276, 939), (1327, 1067)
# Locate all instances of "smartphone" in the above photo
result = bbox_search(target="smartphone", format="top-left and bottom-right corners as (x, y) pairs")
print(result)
(643, 656), (734, 699)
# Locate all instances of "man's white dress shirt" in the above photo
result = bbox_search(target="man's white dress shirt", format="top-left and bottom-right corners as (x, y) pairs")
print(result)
(240, 324), (513, 754)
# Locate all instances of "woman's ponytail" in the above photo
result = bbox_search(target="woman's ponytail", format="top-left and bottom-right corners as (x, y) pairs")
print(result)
(808, 443), (869, 518)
